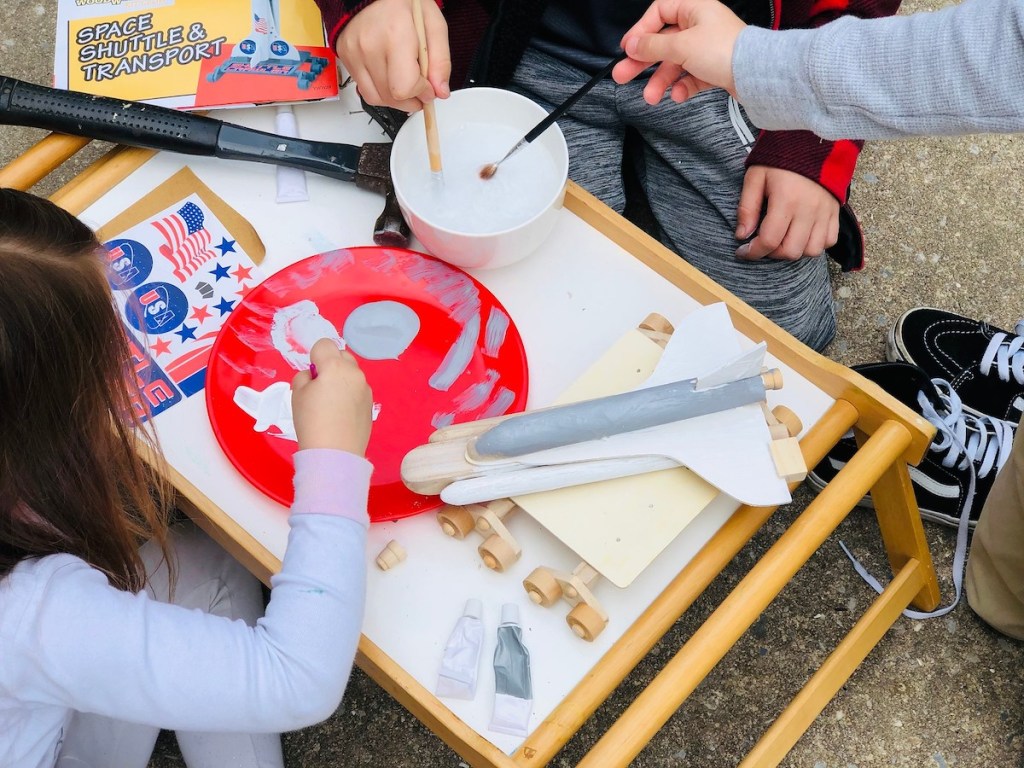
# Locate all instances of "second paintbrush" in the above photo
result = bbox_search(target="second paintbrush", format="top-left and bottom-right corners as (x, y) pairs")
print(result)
(479, 51), (628, 180)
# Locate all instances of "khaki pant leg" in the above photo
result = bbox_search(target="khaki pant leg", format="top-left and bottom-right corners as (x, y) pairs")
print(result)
(966, 414), (1024, 640)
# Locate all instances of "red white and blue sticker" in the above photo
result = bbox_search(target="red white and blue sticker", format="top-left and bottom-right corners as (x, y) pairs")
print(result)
(104, 194), (262, 422)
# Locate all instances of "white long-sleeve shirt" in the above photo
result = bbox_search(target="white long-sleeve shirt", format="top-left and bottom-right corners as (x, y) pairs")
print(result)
(0, 449), (371, 768)
(734, 0), (1024, 139)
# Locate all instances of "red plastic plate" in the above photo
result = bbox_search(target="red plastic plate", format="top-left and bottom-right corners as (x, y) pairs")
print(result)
(206, 247), (528, 521)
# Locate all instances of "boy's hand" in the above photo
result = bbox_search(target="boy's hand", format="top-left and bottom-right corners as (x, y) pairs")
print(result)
(734, 166), (840, 261)
(613, 0), (746, 105)
(336, 0), (451, 112)
(292, 339), (373, 456)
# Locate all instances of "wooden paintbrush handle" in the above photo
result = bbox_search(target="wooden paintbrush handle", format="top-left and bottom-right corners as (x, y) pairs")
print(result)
(411, 0), (443, 173)
(422, 102), (442, 173)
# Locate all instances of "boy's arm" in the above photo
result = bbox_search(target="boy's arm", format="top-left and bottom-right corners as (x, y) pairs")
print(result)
(746, 0), (902, 203)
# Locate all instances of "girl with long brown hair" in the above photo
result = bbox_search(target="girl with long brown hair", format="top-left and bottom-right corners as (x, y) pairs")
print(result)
(0, 188), (375, 768)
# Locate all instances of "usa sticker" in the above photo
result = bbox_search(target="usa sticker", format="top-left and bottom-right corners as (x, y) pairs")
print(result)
(104, 238), (153, 290)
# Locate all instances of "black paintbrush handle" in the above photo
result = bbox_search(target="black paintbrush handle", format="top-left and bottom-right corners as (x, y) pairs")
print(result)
(522, 51), (629, 144)
(0, 76), (362, 183)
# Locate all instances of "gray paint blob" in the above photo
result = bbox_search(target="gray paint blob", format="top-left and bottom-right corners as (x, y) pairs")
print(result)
(342, 301), (421, 360)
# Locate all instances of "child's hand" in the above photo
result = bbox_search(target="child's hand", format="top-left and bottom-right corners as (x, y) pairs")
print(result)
(734, 166), (840, 261)
(291, 339), (373, 456)
(336, 0), (451, 112)
(613, 0), (746, 105)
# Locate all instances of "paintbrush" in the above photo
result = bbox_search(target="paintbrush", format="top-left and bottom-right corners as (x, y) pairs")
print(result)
(479, 51), (628, 180)
(412, 0), (443, 175)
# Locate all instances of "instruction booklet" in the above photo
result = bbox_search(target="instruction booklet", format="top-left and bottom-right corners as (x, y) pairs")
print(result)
(54, 0), (339, 110)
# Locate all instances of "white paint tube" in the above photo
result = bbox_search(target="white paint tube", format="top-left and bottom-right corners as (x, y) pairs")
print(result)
(489, 603), (533, 737)
(274, 106), (309, 203)
(435, 598), (484, 700)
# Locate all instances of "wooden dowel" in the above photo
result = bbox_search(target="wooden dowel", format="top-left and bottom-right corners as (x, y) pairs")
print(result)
(740, 558), (927, 766)
(411, 0), (443, 174)
(0, 133), (90, 190)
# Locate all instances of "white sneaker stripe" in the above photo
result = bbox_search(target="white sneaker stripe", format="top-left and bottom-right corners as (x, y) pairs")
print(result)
(908, 466), (959, 498)
(828, 457), (959, 498)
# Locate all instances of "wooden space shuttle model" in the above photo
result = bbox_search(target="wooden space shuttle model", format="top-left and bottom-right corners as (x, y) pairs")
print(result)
(402, 303), (806, 508)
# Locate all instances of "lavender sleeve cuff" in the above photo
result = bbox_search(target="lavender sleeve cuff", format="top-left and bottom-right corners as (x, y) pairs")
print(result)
(292, 449), (373, 527)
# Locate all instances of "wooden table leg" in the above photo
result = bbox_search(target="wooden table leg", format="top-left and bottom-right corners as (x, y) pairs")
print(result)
(740, 557), (928, 766)
(855, 427), (941, 611)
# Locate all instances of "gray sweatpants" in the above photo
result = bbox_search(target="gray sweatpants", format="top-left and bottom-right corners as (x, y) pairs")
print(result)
(509, 48), (837, 351)
(56, 521), (284, 768)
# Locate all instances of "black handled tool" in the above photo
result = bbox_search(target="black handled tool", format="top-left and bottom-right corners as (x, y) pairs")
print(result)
(0, 76), (410, 246)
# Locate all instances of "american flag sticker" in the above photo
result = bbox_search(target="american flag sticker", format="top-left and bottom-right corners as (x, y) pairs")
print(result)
(253, 14), (269, 33)
(152, 201), (216, 282)
(105, 194), (263, 423)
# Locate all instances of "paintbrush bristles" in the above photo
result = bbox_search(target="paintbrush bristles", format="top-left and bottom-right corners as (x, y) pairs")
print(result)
(478, 137), (526, 181)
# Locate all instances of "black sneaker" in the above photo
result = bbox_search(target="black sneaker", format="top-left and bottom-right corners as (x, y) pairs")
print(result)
(806, 361), (1016, 528)
(887, 307), (1024, 423)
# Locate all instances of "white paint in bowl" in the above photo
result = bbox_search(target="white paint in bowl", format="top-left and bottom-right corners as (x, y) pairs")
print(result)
(391, 87), (569, 270)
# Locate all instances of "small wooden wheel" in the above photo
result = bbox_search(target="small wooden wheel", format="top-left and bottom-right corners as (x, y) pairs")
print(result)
(478, 534), (518, 572)
(771, 405), (803, 438)
(566, 603), (607, 642)
(436, 505), (475, 539)
(523, 568), (562, 607)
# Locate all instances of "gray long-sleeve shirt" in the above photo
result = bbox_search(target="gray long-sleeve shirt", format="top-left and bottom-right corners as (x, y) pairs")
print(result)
(734, 0), (1024, 139)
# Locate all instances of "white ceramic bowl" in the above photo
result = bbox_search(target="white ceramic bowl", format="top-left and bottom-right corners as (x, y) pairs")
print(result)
(390, 87), (569, 270)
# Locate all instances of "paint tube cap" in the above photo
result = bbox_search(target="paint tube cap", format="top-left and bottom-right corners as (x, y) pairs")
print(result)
(464, 598), (483, 620)
(500, 603), (519, 626)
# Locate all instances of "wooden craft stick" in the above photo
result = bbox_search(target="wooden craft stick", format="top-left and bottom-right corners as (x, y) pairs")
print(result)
(440, 455), (679, 506)
(411, 0), (443, 174)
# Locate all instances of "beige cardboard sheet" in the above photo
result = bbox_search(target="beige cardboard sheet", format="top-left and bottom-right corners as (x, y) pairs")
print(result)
(512, 329), (718, 588)
(97, 167), (265, 265)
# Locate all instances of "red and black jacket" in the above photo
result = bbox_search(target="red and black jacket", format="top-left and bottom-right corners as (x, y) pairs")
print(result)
(316, 0), (897, 270)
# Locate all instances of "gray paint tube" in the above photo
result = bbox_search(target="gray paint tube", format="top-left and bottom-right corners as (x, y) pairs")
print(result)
(436, 598), (485, 700)
(489, 603), (533, 737)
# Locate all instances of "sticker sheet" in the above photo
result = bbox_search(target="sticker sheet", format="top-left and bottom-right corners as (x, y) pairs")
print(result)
(103, 193), (264, 421)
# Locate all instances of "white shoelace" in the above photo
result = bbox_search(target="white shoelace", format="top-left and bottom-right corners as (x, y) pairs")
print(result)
(980, 319), (1024, 414)
(924, 380), (1015, 481)
(841, 378), (1016, 619)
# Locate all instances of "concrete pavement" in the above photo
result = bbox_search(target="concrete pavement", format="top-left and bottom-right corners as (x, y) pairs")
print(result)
(2, 1), (1022, 765)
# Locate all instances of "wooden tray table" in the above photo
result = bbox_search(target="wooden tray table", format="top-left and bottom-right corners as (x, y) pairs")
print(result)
(0, 87), (939, 768)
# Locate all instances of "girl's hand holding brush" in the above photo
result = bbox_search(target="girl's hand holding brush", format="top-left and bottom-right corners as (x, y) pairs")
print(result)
(335, 0), (451, 112)
(292, 340), (373, 457)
